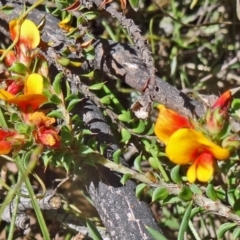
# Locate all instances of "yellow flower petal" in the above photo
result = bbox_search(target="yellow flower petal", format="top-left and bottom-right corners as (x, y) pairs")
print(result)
(24, 73), (43, 94)
(0, 89), (14, 100)
(9, 19), (40, 49)
(154, 105), (191, 144)
(166, 129), (229, 165)
(196, 160), (213, 182)
(187, 153), (214, 183)
(187, 160), (197, 183)
(58, 16), (74, 32)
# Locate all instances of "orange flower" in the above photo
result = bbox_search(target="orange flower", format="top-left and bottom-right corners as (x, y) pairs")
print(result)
(0, 19), (40, 67)
(0, 129), (25, 154)
(154, 104), (192, 144)
(34, 127), (61, 148)
(29, 111), (55, 127)
(154, 105), (230, 183)
(7, 80), (23, 95)
(212, 90), (232, 110)
(206, 91), (232, 135)
(166, 129), (229, 183)
(9, 19), (40, 51)
(0, 73), (47, 112)
(0, 50), (17, 67)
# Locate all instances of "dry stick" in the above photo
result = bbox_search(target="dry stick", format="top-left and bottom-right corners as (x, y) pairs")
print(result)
(76, 99), (162, 240)
(89, 38), (205, 118)
(96, 156), (240, 224)
(1, 186), (61, 229)
(83, 0), (156, 91)
(82, 0), (156, 120)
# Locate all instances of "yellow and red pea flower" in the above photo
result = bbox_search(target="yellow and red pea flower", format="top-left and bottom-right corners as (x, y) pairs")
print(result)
(29, 111), (55, 128)
(154, 103), (230, 183)
(0, 73), (47, 112)
(34, 127), (61, 148)
(165, 128), (229, 183)
(154, 104), (192, 145)
(205, 90), (232, 136)
(0, 19), (40, 67)
(0, 129), (25, 154)
(9, 19), (40, 50)
(212, 90), (232, 111)
(6, 79), (24, 95)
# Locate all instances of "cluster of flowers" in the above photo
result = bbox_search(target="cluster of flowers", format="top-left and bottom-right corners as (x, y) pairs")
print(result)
(154, 91), (238, 183)
(0, 18), (61, 155)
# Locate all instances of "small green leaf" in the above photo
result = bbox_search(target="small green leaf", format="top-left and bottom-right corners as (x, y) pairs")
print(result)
(53, 72), (63, 95)
(83, 45), (95, 60)
(190, 207), (203, 218)
(121, 128), (131, 142)
(228, 189), (236, 207)
(133, 120), (145, 134)
(135, 183), (147, 198)
(146, 123), (154, 135)
(177, 201), (193, 240)
(120, 173), (132, 185)
(83, 11), (100, 20)
(89, 82), (105, 90)
(49, 94), (62, 104)
(113, 149), (121, 164)
(10, 112), (20, 122)
(217, 223), (237, 239)
(65, 94), (79, 101)
(233, 227), (240, 239)
(42, 89), (52, 98)
(67, 99), (81, 112)
(100, 95), (111, 105)
(145, 226), (168, 240)
(42, 152), (52, 167)
(8, 62), (28, 75)
(15, 122), (31, 135)
(178, 186), (193, 201)
(134, 154), (142, 172)
(128, 0), (139, 11)
(86, 219), (103, 240)
(81, 70), (95, 77)
(118, 111), (131, 122)
(189, 184), (202, 194)
(0, 108), (7, 128)
(79, 145), (94, 155)
(233, 199), (240, 216)
(148, 157), (159, 170)
(216, 187), (226, 201)
(99, 145), (107, 156)
(231, 98), (240, 112)
(61, 126), (72, 141)
(152, 187), (169, 202)
(82, 129), (93, 135)
(57, 57), (70, 66)
(62, 153), (74, 171)
(163, 195), (181, 204)
(47, 110), (64, 119)
(170, 165), (181, 184)
(0, 5), (14, 14)
(206, 183), (218, 201)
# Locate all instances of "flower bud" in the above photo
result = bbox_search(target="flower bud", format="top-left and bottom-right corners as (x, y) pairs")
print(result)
(222, 134), (240, 152)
